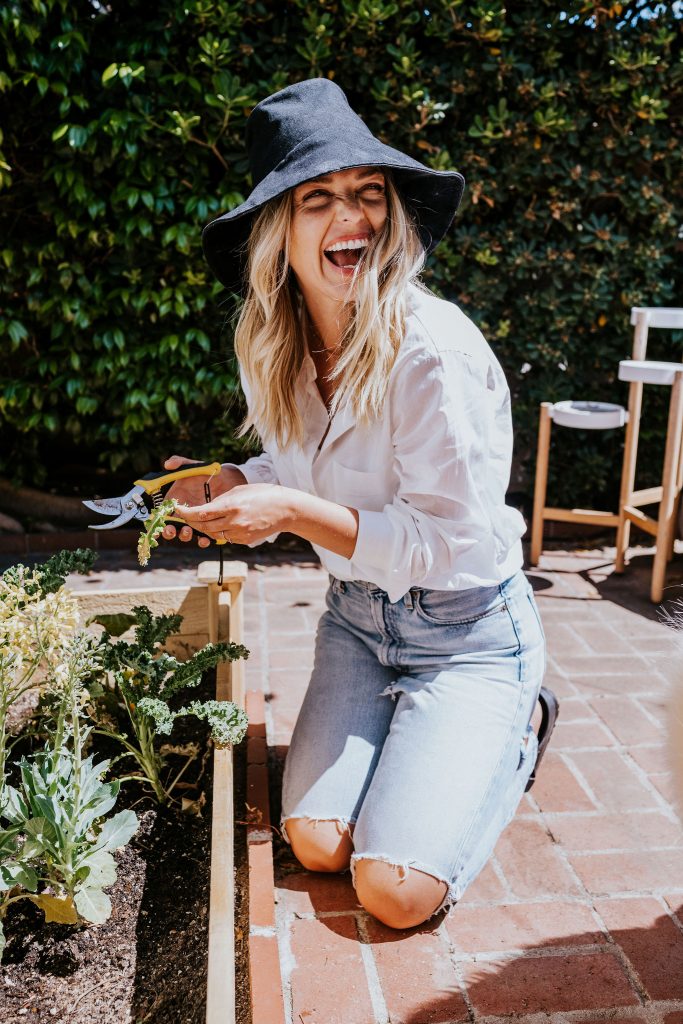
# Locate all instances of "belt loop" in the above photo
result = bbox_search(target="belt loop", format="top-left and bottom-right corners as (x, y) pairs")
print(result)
(403, 589), (414, 610)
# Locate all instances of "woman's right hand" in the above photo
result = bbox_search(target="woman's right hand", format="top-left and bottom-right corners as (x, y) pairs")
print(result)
(161, 455), (247, 547)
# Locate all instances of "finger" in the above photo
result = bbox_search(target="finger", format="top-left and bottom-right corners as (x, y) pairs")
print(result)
(176, 504), (225, 520)
(162, 525), (177, 540)
(164, 454), (201, 470)
(179, 525), (193, 542)
(198, 536), (211, 548)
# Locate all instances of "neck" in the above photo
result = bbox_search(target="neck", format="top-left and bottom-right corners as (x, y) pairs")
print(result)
(300, 290), (350, 351)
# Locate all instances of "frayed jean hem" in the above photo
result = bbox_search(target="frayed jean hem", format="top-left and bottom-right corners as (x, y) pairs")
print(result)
(350, 852), (460, 919)
(280, 813), (356, 846)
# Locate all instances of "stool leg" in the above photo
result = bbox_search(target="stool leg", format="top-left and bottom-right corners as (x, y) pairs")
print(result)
(651, 372), (683, 603)
(530, 403), (553, 566)
(615, 378), (644, 573)
(667, 420), (683, 561)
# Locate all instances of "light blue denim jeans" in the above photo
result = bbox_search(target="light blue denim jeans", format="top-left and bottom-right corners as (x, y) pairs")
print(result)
(281, 568), (546, 913)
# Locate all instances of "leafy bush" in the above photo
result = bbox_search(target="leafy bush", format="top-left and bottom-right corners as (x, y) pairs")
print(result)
(1, 0), (681, 508)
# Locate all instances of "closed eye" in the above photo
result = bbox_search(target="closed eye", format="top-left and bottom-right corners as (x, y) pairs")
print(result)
(298, 182), (386, 206)
(301, 188), (331, 202)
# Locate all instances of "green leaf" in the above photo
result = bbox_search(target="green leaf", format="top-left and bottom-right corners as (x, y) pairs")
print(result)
(67, 125), (88, 148)
(0, 861), (38, 892)
(165, 395), (179, 423)
(102, 63), (119, 83)
(22, 817), (58, 859)
(7, 320), (28, 347)
(185, 699), (249, 747)
(93, 809), (138, 853)
(51, 123), (69, 141)
(74, 885), (111, 924)
(87, 612), (138, 636)
(79, 849), (117, 888)
(1, 785), (29, 825)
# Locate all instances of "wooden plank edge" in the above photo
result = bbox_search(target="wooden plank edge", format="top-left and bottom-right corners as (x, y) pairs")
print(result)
(246, 688), (285, 1024)
(206, 743), (236, 1024)
(204, 565), (248, 1024)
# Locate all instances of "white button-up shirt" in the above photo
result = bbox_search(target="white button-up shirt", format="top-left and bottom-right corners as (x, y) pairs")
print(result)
(230, 284), (525, 602)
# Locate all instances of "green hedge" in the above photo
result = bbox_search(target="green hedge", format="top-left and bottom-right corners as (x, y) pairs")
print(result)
(1, 0), (681, 510)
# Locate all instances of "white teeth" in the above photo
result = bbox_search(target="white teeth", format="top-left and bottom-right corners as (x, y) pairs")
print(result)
(324, 237), (370, 253)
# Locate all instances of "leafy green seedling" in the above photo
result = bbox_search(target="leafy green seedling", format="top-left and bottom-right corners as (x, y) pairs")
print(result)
(137, 498), (177, 566)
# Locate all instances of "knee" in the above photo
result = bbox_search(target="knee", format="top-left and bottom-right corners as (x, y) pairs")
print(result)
(285, 817), (353, 873)
(353, 858), (448, 930)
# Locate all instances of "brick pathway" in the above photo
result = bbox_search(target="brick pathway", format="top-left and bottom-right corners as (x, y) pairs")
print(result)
(242, 545), (683, 1024)
(43, 540), (683, 1022)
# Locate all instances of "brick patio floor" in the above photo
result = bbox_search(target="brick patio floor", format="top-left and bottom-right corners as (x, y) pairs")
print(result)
(242, 543), (683, 1024)
(55, 540), (683, 1023)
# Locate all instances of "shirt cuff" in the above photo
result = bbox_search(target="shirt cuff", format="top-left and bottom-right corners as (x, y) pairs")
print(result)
(221, 459), (272, 486)
(353, 509), (395, 571)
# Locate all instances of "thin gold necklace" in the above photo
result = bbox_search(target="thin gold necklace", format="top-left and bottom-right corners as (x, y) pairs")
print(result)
(307, 317), (339, 357)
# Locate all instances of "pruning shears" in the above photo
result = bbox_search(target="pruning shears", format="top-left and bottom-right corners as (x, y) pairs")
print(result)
(83, 460), (227, 545)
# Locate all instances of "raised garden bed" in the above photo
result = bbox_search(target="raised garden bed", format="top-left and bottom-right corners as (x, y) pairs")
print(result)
(0, 561), (251, 1024)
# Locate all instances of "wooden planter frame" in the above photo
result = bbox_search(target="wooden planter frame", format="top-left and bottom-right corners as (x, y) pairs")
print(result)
(74, 559), (248, 1024)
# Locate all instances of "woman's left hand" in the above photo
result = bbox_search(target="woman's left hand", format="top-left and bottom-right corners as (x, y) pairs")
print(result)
(174, 483), (292, 545)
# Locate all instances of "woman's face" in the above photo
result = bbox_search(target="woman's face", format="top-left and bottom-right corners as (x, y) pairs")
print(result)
(288, 166), (388, 303)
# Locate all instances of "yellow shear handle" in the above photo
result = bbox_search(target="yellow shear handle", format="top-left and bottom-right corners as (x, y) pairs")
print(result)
(134, 461), (222, 492)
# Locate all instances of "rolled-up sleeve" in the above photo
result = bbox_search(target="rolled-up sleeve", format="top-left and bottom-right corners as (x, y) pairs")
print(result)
(350, 343), (519, 600)
(224, 451), (280, 485)
(219, 450), (281, 547)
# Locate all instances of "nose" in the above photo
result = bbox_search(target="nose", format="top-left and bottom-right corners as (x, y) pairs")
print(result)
(334, 191), (370, 225)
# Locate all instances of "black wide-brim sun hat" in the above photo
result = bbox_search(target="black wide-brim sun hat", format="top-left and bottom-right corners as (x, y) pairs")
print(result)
(201, 78), (466, 294)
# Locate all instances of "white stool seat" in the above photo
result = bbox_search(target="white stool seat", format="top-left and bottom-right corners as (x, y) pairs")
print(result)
(551, 400), (627, 430)
(618, 359), (683, 386)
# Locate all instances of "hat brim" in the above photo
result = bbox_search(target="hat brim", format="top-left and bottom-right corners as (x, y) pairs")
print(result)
(201, 134), (465, 293)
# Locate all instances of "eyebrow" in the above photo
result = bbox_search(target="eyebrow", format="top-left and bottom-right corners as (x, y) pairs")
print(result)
(301, 168), (385, 186)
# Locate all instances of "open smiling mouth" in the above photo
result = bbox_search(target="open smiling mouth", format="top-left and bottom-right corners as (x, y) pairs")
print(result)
(323, 237), (370, 271)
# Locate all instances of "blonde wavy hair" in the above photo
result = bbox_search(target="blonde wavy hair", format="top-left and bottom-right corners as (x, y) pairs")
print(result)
(233, 171), (426, 449)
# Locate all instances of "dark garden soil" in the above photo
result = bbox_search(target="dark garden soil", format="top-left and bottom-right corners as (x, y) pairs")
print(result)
(0, 672), (251, 1024)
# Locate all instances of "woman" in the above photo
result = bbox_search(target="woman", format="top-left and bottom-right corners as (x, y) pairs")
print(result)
(164, 79), (557, 930)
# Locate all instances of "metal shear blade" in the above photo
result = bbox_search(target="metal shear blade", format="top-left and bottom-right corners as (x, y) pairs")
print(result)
(83, 487), (149, 530)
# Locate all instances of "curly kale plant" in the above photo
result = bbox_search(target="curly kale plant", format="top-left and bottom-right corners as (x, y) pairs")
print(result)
(89, 606), (249, 804)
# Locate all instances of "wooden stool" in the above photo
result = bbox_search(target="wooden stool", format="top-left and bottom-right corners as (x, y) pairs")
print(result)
(613, 306), (683, 602)
(530, 400), (628, 566)
(615, 355), (683, 603)
(531, 306), (683, 602)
